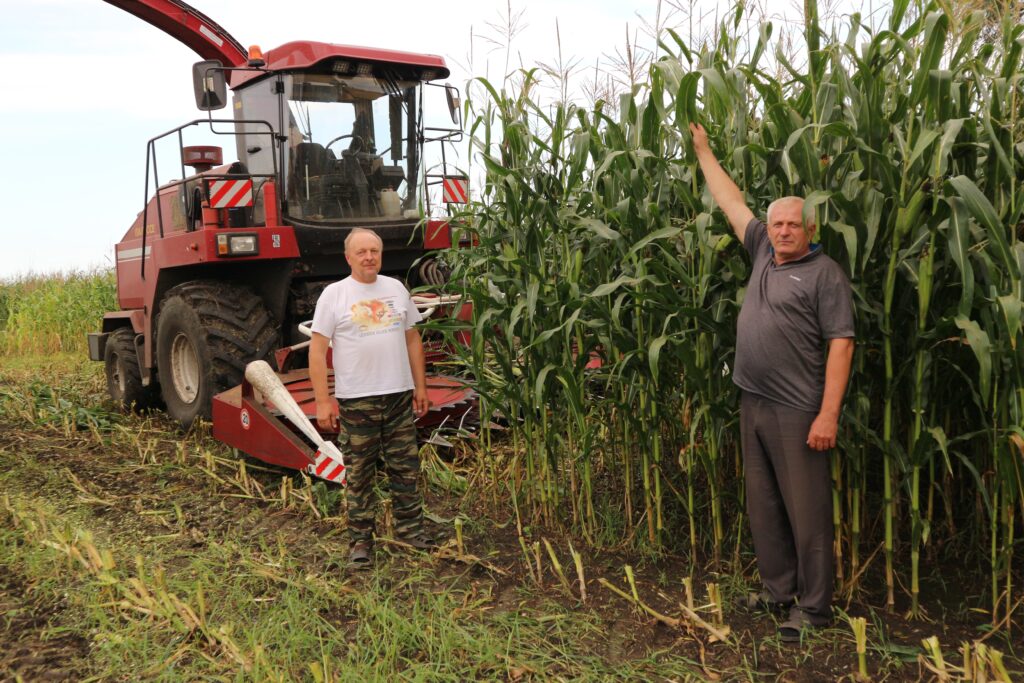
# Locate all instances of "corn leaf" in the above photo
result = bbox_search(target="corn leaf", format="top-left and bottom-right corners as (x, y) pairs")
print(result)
(955, 316), (992, 407)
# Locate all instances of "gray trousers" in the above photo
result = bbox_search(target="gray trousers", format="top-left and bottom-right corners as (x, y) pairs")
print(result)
(740, 392), (833, 625)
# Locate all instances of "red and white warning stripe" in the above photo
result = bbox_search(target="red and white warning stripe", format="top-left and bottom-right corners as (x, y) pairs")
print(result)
(208, 178), (254, 208)
(442, 176), (469, 204)
(309, 446), (347, 485)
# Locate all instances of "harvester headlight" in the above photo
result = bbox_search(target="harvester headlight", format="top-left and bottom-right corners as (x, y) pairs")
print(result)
(332, 60), (351, 74)
(216, 233), (259, 256)
(356, 62), (373, 75)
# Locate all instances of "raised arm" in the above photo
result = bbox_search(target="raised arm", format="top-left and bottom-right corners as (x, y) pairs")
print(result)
(689, 123), (755, 243)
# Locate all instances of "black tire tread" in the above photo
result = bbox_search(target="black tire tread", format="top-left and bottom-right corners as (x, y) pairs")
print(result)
(157, 281), (278, 423)
(163, 282), (277, 367)
(105, 328), (160, 411)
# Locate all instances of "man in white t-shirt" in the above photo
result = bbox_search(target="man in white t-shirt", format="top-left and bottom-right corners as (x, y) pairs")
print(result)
(309, 228), (434, 567)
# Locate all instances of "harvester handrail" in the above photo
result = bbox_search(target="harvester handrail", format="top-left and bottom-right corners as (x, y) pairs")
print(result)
(411, 293), (462, 318)
(421, 126), (464, 144)
(153, 171), (277, 193)
(140, 117), (278, 280)
(297, 320), (317, 340)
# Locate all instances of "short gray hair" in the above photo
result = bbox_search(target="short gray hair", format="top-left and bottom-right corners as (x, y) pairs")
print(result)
(766, 196), (812, 226)
(344, 228), (383, 253)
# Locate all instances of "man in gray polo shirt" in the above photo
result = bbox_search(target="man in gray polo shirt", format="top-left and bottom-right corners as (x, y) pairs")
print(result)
(690, 123), (855, 642)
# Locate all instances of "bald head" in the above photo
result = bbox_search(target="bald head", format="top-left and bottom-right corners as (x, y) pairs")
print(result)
(344, 228), (383, 254)
(345, 229), (383, 283)
(764, 195), (818, 265)
(766, 196), (811, 229)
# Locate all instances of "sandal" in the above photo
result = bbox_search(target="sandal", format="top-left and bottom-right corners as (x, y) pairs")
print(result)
(348, 541), (373, 569)
(777, 615), (825, 644)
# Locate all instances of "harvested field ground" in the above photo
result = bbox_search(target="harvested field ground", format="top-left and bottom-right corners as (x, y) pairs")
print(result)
(1, 355), (1020, 681)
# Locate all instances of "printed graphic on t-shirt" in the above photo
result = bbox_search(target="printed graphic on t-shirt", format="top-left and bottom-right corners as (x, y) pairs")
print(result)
(349, 298), (403, 335)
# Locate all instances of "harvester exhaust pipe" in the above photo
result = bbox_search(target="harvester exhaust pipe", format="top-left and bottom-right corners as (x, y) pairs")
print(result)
(243, 360), (347, 484)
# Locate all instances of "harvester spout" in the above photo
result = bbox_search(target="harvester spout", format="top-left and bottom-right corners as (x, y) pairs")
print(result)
(102, 0), (248, 67)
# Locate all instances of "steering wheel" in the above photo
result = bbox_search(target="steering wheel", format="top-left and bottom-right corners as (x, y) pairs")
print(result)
(326, 134), (364, 154)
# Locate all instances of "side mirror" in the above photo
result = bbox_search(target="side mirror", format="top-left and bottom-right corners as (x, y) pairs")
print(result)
(445, 83), (461, 127)
(192, 60), (227, 111)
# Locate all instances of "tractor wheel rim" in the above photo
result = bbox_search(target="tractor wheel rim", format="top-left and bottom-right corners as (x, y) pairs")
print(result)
(169, 332), (200, 404)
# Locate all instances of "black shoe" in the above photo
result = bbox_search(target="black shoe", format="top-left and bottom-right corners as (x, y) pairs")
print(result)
(348, 541), (373, 569)
(777, 613), (827, 643)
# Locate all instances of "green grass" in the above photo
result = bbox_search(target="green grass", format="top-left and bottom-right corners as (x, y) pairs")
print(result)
(0, 446), (703, 680)
(6, 0), (1024, 657)
(1, 337), (1021, 680)
(0, 356), (719, 680)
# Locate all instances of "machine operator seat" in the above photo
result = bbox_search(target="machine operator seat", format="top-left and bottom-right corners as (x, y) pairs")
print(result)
(291, 142), (333, 179)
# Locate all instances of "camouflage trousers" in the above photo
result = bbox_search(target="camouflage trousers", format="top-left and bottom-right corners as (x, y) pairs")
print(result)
(337, 390), (424, 544)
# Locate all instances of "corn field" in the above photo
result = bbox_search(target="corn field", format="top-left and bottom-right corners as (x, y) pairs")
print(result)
(0, 270), (116, 356)
(444, 0), (1024, 624)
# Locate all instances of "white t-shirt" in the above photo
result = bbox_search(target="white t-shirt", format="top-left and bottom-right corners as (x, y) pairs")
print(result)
(310, 275), (423, 399)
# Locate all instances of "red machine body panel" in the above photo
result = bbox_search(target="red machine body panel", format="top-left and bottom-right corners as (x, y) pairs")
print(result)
(115, 225), (300, 371)
(230, 41), (450, 88)
(115, 225), (300, 275)
(424, 219), (452, 250)
(213, 377), (319, 472)
(100, 309), (147, 334)
(212, 369), (476, 477)
(115, 171), (297, 306)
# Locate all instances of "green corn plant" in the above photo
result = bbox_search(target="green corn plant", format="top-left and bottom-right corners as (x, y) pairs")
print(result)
(440, 0), (1024, 627)
(1, 268), (117, 355)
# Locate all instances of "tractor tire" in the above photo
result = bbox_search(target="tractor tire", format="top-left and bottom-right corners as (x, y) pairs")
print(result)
(104, 327), (160, 412)
(156, 281), (278, 427)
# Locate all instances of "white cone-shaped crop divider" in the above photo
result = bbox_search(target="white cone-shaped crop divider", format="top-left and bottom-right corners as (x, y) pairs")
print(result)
(243, 360), (346, 482)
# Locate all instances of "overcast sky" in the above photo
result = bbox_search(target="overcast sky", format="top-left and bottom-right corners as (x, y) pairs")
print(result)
(0, 0), (833, 278)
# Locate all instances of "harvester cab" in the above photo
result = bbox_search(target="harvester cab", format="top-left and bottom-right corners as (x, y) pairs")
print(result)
(222, 52), (461, 223)
(88, 0), (474, 483)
